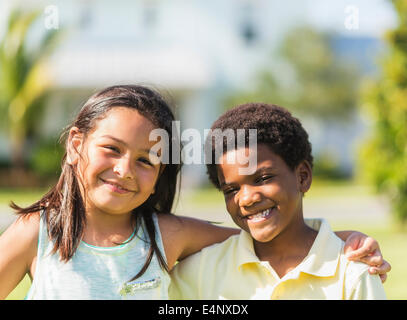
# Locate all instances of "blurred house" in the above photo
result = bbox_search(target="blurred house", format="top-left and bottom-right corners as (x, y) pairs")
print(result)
(0, 0), (389, 186)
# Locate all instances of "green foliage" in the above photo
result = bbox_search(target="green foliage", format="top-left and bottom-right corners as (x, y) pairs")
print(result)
(29, 138), (63, 179)
(224, 26), (361, 122)
(359, 0), (407, 225)
(312, 151), (350, 180)
(223, 25), (362, 180)
(0, 7), (62, 168)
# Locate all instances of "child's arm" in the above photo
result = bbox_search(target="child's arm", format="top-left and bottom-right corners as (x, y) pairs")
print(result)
(158, 214), (239, 270)
(0, 213), (39, 299)
(159, 215), (392, 281)
(334, 230), (391, 283)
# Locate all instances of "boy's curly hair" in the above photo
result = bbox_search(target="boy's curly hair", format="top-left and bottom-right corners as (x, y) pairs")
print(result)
(205, 103), (313, 189)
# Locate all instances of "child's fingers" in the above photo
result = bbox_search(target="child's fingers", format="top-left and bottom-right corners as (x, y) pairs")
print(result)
(345, 246), (376, 261)
(379, 274), (387, 283)
(369, 269), (388, 283)
(345, 237), (380, 260)
(368, 259), (391, 276)
(357, 250), (384, 266)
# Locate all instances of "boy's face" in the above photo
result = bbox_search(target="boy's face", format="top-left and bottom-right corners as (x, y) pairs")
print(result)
(217, 144), (312, 243)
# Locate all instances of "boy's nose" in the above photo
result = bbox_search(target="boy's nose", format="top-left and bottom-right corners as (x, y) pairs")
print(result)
(238, 185), (261, 208)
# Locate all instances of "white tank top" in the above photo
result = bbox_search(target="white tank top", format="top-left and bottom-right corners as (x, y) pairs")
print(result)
(26, 212), (170, 300)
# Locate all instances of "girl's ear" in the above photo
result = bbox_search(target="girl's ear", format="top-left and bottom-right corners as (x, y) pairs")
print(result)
(296, 160), (312, 194)
(66, 127), (84, 165)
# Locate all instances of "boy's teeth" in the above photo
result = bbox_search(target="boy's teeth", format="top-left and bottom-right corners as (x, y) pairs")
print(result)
(248, 209), (271, 220)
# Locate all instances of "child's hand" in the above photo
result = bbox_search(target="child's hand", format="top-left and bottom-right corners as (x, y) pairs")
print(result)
(343, 232), (391, 283)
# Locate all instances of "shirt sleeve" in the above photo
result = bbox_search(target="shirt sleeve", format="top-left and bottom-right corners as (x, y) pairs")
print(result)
(168, 251), (203, 300)
(347, 270), (387, 300)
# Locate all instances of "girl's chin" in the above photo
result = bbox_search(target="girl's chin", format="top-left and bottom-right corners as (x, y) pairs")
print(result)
(87, 198), (134, 215)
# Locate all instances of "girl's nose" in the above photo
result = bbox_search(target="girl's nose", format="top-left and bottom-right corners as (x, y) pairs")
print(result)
(238, 185), (261, 208)
(113, 157), (134, 180)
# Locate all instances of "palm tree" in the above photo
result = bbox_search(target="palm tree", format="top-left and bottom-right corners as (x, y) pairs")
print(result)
(0, 7), (62, 173)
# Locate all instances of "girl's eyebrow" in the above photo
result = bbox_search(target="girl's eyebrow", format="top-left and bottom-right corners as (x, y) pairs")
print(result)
(101, 135), (159, 157)
(101, 134), (127, 146)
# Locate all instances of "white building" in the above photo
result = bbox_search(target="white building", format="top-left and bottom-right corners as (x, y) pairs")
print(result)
(0, 0), (396, 186)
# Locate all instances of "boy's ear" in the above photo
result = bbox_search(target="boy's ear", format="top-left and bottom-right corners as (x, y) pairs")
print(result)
(296, 160), (312, 194)
(66, 127), (84, 165)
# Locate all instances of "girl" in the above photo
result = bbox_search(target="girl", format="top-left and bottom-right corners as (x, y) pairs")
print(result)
(0, 85), (389, 299)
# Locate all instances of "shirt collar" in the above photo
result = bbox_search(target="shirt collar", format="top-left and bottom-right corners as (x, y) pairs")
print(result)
(295, 218), (342, 277)
(236, 230), (261, 270)
(236, 218), (343, 278)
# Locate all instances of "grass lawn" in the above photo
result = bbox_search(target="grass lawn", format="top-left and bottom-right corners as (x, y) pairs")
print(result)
(2, 182), (407, 300)
(0, 188), (49, 207)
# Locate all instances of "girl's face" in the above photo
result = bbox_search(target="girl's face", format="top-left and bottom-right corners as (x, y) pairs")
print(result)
(217, 144), (311, 244)
(68, 107), (162, 217)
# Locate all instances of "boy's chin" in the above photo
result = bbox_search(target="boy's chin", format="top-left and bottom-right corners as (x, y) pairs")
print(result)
(249, 227), (279, 244)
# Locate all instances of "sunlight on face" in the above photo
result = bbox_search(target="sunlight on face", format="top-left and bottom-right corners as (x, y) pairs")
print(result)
(72, 107), (162, 217)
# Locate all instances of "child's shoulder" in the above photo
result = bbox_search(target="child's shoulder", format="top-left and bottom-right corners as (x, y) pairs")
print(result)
(0, 211), (40, 266)
(339, 248), (372, 284)
(338, 251), (385, 299)
(12, 212), (41, 245)
(10, 211), (41, 237)
(189, 231), (241, 263)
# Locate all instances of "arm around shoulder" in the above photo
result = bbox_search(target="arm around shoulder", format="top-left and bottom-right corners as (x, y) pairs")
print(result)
(346, 266), (387, 300)
(0, 212), (40, 299)
(158, 213), (239, 269)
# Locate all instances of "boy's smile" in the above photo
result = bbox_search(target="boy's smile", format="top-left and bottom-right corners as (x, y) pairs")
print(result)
(217, 144), (311, 244)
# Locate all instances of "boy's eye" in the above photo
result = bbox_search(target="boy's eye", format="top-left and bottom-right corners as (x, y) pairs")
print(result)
(256, 175), (274, 183)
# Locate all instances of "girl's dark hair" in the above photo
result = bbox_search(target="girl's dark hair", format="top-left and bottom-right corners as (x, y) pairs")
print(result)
(11, 85), (181, 280)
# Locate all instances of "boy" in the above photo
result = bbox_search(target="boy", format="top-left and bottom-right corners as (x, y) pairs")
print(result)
(169, 103), (386, 299)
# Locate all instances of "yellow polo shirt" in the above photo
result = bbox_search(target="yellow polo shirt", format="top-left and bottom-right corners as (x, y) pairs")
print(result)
(169, 218), (386, 300)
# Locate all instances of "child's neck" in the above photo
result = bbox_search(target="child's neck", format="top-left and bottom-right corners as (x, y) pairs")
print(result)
(253, 217), (318, 279)
(83, 209), (135, 247)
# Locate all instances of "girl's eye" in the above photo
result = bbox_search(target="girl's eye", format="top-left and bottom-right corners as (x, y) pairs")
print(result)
(104, 146), (120, 153)
(138, 157), (153, 167)
(223, 187), (238, 196)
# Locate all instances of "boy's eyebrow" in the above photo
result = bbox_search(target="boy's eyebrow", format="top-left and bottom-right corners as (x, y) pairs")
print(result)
(101, 135), (159, 157)
(256, 166), (275, 173)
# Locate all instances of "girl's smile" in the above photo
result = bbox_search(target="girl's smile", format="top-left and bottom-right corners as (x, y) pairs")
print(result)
(68, 107), (162, 217)
(99, 178), (138, 195)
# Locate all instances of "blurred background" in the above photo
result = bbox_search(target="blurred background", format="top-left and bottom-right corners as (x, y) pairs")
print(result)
(1, 0), (406, 299)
